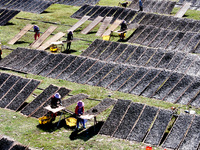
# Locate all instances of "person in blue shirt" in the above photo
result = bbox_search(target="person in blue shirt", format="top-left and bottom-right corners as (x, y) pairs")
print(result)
(139, 0), (143, 11)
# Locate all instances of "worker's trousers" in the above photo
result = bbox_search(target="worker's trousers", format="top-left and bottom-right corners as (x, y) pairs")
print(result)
(77, 118), (86, 128)
(34, 32), (40, 40)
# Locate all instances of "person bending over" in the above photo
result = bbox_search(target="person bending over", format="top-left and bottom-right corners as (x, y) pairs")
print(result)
(50, 93), (62, 108)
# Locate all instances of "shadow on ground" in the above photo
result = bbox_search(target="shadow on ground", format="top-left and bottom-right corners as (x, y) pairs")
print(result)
(5, 22), (15, 26)
(61, 49), (77, 54)
(87, 31), (98, 35)
(36, 118), (104, 141)
(73, 29), (82, 32)
(69, 121), (104, 141)
(41, 11), (52, 14)
(15, 41), (30, 44)
(36, 112), (104, 141)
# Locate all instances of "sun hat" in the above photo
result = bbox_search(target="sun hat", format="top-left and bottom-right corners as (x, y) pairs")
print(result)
(77, 101), (84, 107)
(54, 93), (61, 99)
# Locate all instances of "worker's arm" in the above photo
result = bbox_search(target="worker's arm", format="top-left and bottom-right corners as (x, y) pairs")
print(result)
(58, 99), (62, 106)
(75, 106), (78, 115)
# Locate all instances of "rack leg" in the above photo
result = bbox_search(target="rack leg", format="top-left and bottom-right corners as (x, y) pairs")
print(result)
(57, 112), (63, 127)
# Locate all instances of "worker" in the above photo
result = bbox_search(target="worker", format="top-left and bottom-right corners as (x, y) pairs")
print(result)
(119, 21), (127, 40)
(120, 20), (128, 31)
(67, 31), (73, 50)
(75, 101), (86, 129)
(139, 0), (143, 11)
(119, 2), (129, 8)
(33, 25), (40, 40)
(0, 42), (2, 60)
(50, 93), (62, 109)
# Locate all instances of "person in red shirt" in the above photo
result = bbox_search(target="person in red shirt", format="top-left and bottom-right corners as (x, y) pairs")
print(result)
(75, 101), (86, 129)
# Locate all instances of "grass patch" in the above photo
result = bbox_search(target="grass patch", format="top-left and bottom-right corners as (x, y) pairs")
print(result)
(0, 108), (163, 150)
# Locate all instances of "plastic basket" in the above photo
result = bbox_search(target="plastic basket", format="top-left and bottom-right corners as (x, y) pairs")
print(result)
(66, 117), (77, 127)
(50, 44), (58, 52)
(39, 116), (52, 125)
(102, 35), (110, 41)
